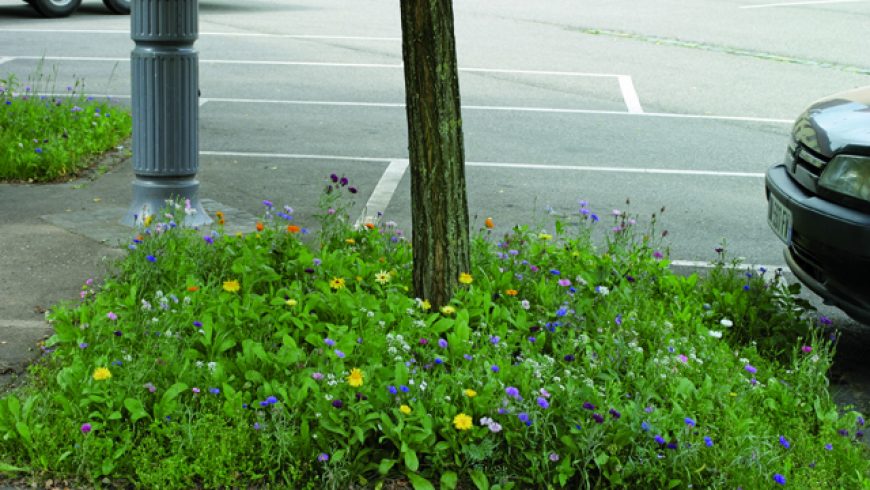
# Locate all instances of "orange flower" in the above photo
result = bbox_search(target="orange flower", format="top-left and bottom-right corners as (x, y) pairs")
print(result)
(215, 211), (226, 226)
(256, 222), (264, 232)
(505, 289), (518, 296)
(187, 286), (200, 292)
(485, 217), (494, 229)
(135, 234), (144, 242)
(287, 225), (301, 233)
(364, 222), (375, 230)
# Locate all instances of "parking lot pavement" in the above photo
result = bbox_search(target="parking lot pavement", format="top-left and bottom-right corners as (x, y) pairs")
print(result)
(1, 0), (869, 400)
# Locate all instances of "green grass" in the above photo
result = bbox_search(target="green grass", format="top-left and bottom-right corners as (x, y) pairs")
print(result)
(0, 71), (132, 182)
(0, 178), (867, 488)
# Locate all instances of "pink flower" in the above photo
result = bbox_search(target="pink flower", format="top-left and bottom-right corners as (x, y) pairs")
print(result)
(558, 279), (571, 287)
(192, 387), (201, 394)
(80, 423), (92, 434)
(106, 311), (118, 321)
(677, 354), (688, 364)
(801, 345), (813, 353)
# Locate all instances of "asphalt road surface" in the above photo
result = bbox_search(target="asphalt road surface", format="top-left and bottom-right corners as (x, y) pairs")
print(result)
(1, 0), (868, 318)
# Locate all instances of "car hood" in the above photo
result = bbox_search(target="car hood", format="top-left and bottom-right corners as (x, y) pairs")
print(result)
(792, 86), (870, 159)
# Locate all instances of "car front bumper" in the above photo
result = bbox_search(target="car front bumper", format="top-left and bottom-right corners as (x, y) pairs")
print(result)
(765, 163), (870, 324)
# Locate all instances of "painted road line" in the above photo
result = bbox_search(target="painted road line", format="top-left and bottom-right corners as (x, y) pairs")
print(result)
(740, 0), (867, 8)
(0, 57), (13, 65)
(200, 150), (766, 178)
(617, 75), (644, 114)
(43, 93), (792, 124)
(199, 98), (209, 108)
(0, 28), (401, 41)
(355, 159), (409, 228)
(466, 161), (765, 178)
(200, 150), (391, 163)
(670, 259), (787, 271)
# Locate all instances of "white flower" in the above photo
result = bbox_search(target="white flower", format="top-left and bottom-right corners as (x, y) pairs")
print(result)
(708, 330), (723, 339)
(720, 318), (734, 328)
(207, 361), (217, 372)
(595, 285), (610, 296)
(195, 361), (204, 368)
(324, 394), (333, 401)
(521, 299), (530, 310)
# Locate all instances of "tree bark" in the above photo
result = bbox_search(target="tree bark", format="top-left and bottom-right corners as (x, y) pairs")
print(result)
(399, 0), (470, 308)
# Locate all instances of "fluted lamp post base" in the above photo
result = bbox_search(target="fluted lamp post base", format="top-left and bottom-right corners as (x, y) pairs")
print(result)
(122, 177), (211, 227)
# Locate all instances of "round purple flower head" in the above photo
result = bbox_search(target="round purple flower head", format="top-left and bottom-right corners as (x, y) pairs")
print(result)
(80, 423), (92, 434)
(505, 386), (520, 399)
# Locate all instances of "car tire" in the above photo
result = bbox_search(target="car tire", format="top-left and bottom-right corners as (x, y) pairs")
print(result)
(102, 0), (130, 14)
(30, 0), (81, 17)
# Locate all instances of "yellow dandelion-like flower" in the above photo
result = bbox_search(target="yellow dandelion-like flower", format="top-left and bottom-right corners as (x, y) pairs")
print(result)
(464, 389), (477, 398)
(92, 367), (112, 381)
(345, 238), (356, 245)
(440, 305), (456, 315)
(505, 289), (519, 296)
(143, 215), (153, 227)
(458, 273), (473, 284)
(222, 279), (240, 293)
(347, 368), (364, 387)
(400, 404), (412, 415)
(329, 277), (346, 290)
(453, 413), (473, 431)
(285, 298), (298, 307)
(538, 233), (553, 241)
(374, 270), (391, 285)
(420, 299), (431, 311)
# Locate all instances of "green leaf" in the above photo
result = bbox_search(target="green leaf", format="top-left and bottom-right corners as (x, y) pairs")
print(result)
(407, 472), (435, 490)
(594, 453), (609, 467)
(378, 458), (396, 475)
(440, 471), (458, 490)
(0, 462), (30, 473)
(470, 469), (489, 490)
(404, 449), (419, 472)
(124, 398), (150, 422)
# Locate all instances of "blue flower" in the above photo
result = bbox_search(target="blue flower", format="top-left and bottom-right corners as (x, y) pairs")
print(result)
(265, 396), (278, 405)
(641, 421), (650, 432)
(435, 358), (443, 365)
(400, 385), (410, 393)
(615, 314), (622, 326)
(537, 397), (549, 409)
(324, 338), (335, 347)
(146, 255), (157, 263)
(824, 443), (833, 450)
(209, 388), (220, 395)
(491, 365), (500, 373)
(528, 336), (536, 343)
(505, 386), (520, 399)
(654, 435), (666, 445)
(773, 474), (786, 486)
(550, 269), (560, 275)
(388, 385), (398, 395)
(334, 349), (345, 359)
(518, 412), (531, 425)
(779, 435), (790, 449)
(685, 417), (696, 427)
(555, 307), (568, 317)
(704, 436), (714, 447)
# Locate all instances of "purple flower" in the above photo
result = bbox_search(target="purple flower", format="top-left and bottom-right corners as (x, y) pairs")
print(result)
(653, 250), (664, 260)
(464, 354), (473, 361)
(615, 314), (622, 326)
(143, 382), (156, 393)
(801, 345), (813, 353)
(318, 452), (330, 462)
(193, 321), (203, 327)
(838, 429), (849, 437)
(490, 335), (500, 345)
(209, 387), (220, 395)
(819, 315), (833, 326)
(779, 435), (790, 449)
(528, 336), (536, 343)
(744, 364), (757, 374)
(332, 399), (343, 409)
(438, 338), (448, 348)
(564, 354), (575, 361)
(825, 443), (833, 450)
(80, 423), (92, 434)
(654, 435), (666, 445)
(146, 255), (157, 263)
(79, 342), (88, 349)
(192, 387), (201, 394)
(537, 397), (550, 409)
(582, 402), (595, 411)
(324, 338), (335, 347)
(348, 187), (358, 194)
(518, 412), (531, 425)
(685, 417), (696, 427)
(641, 421), (650, 431)
(592, 413), (604, 424)
(262, 200), (273, 208)
(555, 307), (568, 317)
(558, 279), (571, 287)
(773, 474), (786, 486)
(107, 312), (118, 321)
(334, 349), (345, 359)
(113, 330), (122, 337)
(506, 386), (521, 399)
(549, 453), (559, 462)
(203, 235), (214, 245)
(312, 372), (323, 380)
(859, 416), (866, 426)
(491, 365), (500, 373)
(609, 408), (621, 419)
(253, 422), (261, 430)
(339, 177), (349, 186)
(330, 174), (339, 183)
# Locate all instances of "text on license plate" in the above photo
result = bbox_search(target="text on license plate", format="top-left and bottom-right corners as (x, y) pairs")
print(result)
(767, 194), (793, 245)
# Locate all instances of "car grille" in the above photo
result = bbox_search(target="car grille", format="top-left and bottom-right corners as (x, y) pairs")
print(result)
(791, 143), (829, 179)
(790, 230), (870, 299)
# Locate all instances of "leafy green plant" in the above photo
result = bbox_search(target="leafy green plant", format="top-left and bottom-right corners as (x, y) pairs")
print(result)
(0, 181), (867, 488)
(0, 67), (132, 182)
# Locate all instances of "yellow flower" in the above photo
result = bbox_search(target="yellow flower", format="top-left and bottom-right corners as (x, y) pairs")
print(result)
(92, 367), (112, 381)
(285, 298), (298, 307)
(347, 368), (364, 387)
(538, 233), (553, 241)
(458, 273), (473, 284)
(505, 289), (518, 296)
(222, 279), (240, 293)
(440, 305), (456, 315)
(374, 270), (391, 285)
(329, 277), (346, 290)
(400, 404), (412, 415)
(143, 215), (153, 227)
(345, 238), (356, 245)
(453, 413), (473, 431)
(464, 389), (477, 398)
(420, 299), (431, 311)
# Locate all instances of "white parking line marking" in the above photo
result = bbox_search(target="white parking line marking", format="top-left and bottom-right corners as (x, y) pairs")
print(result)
(670, 259), (786, 271)
(355, 159), (409, 227)
(0, 28), (401, 41)
(43, 92), (794, 124)
(740, 0), (867, 8)
(200, 150), (765, 178)
(199, 98), (209, 108)
(0, 57), (13, 65)
(617, 75), (643, 113)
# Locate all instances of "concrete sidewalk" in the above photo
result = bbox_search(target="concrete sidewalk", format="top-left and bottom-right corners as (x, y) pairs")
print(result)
(0, 151), (260, 389)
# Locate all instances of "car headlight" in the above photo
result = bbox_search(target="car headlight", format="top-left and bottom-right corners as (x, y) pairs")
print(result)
(818, 155), (870, 202)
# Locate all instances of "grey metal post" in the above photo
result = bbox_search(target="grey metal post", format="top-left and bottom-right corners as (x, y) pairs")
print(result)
(123, 0), (211, 227)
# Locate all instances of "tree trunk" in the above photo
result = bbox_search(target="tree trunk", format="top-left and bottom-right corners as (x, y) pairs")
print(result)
(399, 0), (470, 308)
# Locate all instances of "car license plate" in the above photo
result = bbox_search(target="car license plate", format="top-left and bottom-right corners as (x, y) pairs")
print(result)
(768, 194), (793, 245)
